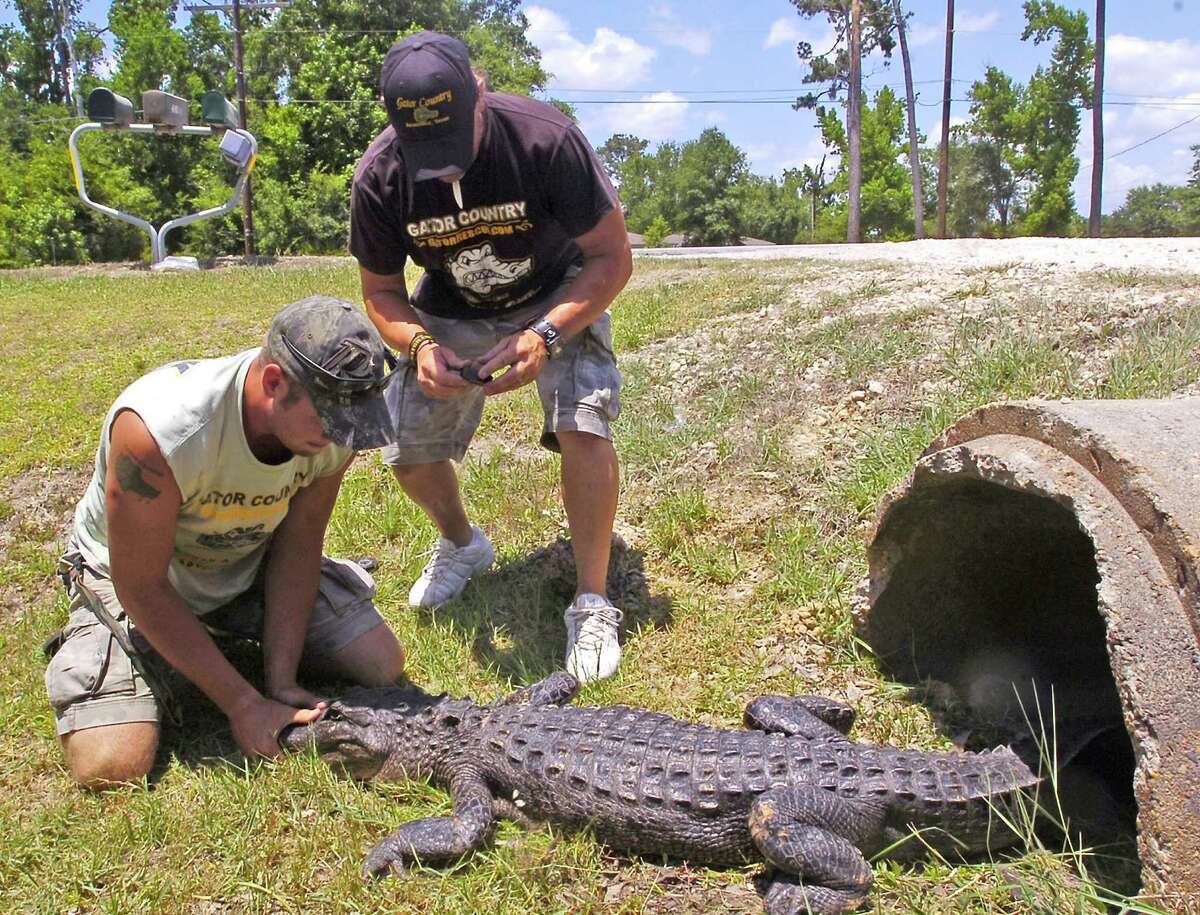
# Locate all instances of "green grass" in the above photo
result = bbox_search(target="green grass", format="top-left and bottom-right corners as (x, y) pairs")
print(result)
(1, 253), (1187, 913)
(1098, 305), (1200, 398)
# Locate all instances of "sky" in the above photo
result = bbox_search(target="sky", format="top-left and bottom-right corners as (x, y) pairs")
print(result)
(8, 0), (1200, 214)
(523, 0), (1200, 214)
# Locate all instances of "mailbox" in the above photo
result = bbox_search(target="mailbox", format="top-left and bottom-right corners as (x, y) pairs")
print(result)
(142, 90), (190, 127)
(86, 88), (134, 126)
(219, 130), (254, 169)
(201, 92), (240, 130)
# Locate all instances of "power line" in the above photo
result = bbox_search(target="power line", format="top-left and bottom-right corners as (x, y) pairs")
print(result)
(13, 94), (1200, 113)
(1081, 111), (1200, 170)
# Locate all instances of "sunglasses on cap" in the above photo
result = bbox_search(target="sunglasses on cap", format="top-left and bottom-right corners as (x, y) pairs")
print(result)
(281, 333), (400, 398)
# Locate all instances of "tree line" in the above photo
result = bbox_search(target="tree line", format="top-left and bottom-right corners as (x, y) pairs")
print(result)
(1, 0), (1197, 268)
(0, 0), (545, 267)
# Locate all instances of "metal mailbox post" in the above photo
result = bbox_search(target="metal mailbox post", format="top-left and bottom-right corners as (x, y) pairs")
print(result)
(68, 87), (258, 270)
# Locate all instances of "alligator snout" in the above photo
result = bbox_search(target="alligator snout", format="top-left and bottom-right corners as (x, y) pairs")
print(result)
(277, 721), (312, 752)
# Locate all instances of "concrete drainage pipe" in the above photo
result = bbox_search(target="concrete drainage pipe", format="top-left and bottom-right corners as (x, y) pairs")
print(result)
(854, 399), (1199, 903)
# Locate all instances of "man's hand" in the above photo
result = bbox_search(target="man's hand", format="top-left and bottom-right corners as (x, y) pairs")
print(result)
(269, 682), (329, 712)
(416, 343), (473, 399)
(229, 692), (326, 759)
(478, 329), (549, 396)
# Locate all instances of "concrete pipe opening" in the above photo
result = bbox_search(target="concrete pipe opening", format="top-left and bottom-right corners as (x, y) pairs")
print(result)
(854, 400), (1200, 905)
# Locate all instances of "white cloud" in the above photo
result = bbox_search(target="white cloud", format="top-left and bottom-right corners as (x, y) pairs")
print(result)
(957, 11), (1002, 33)
(927, 116), (968, 142)
(525, 6), (654, 90)
(1072, 112), (1199, 212)
(662, 28), (713, 56)
(646, 4), (712, 56)
(591, 92), (690, 142)
(1106, 34), (1200, 96)
(907, 22), (942, 48)
(1100, 94), (1200, 156)
(745, 136), (833, 178)
(909, 9), (1000, 48)
(766, 17), (838, 67)
(765, 17), (803, 50)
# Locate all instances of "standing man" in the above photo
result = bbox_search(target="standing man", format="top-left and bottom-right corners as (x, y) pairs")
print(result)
(350, 31), (633, 682)
(44, 297), (407, 788)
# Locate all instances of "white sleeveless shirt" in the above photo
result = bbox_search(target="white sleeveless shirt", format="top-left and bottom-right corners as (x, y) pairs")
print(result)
(71, 350), (353, 613)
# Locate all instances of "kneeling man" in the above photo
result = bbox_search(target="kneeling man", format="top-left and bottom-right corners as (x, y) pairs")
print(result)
(44, 296), (406, 788)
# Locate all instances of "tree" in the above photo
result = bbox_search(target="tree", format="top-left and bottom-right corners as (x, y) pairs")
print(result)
(0, 0), (549, 266)
(964, 2), (1093, 238)
(817, 86), (913, 241)
(599, 137), (676, 234)
(790, 0), (895, 244)
(1106, 184), (1198, 237)
(922, 134), (1006, 238)
(799, 158), (828, 241)
(673, 128), (747, 245)
(1014, 0), (1093, 235)
(966, 68), (1021, 234)
(846, 0), (862, 242)
(891, 0), (923, 238)
(597, 134), (649, 188)
(789, 0), (896, 107)
(642, 214), (669, 248)
(735, 170), (807, 244)
(0, 0), (101, 104)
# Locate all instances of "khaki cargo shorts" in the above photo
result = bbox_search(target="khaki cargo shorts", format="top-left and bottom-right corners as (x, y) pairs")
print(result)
(381, 266), (622, 465)
(44, 556), (385, 736)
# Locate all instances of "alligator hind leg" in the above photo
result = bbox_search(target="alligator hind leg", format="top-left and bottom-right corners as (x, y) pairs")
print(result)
(363, 771), (496, 878)
(744, 696), (856, 740)
(748, 786), (883, 914)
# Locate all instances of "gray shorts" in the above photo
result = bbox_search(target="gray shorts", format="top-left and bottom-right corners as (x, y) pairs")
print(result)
(44, 557), (385, 736)
(381, 268), (622, 465)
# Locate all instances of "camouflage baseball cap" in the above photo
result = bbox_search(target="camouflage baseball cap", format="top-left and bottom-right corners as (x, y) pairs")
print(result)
(267, 296), (397, 450)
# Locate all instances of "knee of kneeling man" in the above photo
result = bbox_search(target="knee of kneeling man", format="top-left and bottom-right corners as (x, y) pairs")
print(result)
(370, 643), (407, 686)
(64, 732), (157, 790)
(70, 755), (155, 791)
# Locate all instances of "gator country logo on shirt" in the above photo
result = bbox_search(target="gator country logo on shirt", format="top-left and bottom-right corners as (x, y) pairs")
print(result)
(406, 200), (534, 251)
(447, 243), (532, 296)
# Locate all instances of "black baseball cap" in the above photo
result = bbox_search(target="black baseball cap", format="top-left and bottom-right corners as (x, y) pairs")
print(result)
(380, 31), (479, 181)
(266, 296), (397, 450)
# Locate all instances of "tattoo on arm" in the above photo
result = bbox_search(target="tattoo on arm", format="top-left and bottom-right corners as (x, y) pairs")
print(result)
(115, 452), (163, 500)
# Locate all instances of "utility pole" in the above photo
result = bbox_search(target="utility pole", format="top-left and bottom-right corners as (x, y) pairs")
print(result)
(184, 0), (290, 258)
(937, 0), (954, 238)
(847, 0), (863, 244)
(1089, 0), (1105, 238)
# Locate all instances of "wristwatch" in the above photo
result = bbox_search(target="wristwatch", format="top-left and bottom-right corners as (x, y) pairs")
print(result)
(528, 318), (564, 359)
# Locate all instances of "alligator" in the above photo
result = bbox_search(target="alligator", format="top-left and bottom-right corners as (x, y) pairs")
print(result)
(280, 672), (1040, 914)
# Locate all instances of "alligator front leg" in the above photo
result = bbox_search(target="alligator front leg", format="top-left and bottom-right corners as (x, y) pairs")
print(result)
(748, 786), (884, 915)
(744, 696), (856, 740)
(363, 769), (496, 878)
(501, 671), (580, 707)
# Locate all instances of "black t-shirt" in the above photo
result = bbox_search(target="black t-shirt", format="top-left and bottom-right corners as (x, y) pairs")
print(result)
(350, 93), (618, 319)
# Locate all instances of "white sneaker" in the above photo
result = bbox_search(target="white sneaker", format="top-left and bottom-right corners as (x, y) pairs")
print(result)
(408, 525), (495, 608)
(564, 593), (623, 682)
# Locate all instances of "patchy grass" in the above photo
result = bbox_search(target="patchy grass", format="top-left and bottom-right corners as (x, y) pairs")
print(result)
(1, 251), (1189, 913)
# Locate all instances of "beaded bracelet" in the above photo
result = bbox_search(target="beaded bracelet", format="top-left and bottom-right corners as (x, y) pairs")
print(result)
(407, 332), (435, 363)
